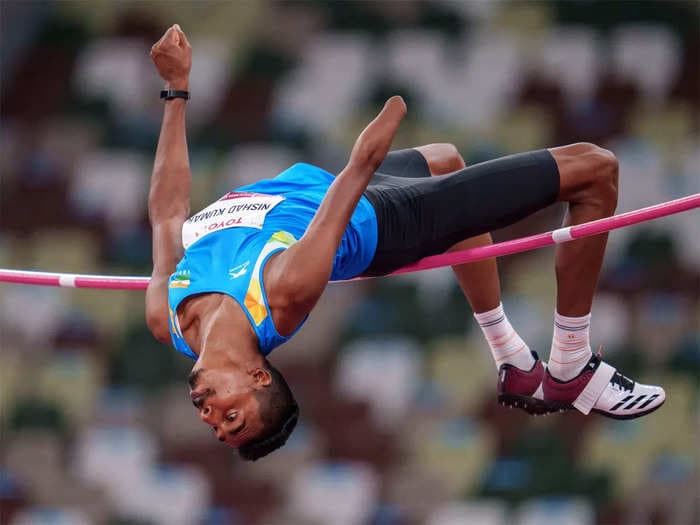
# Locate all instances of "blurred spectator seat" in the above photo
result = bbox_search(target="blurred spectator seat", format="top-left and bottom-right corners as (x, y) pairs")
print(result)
(73, 38), (155, 121)
(515, 498), (594, 525)
(495, 1), (551, 41)
(36, 353), (101, 427)
(509, 290), (555, 350)
(426, 500), (508, 525)
(70, 150), (149, 231)
(187, 150), (218, 211)
(667, 170), (700, 267)
(274, 32), (373, 134)
(0, 234), (18, 269)
(73, 425), (156, 504)
(384, 464), (454, 520)
(428, 337), (494, 413)
(27, 229), (100, 276)
(4, 433), (107, 518)
(91, 388), (147, 427)
(73, 424), (208, 524)
(439, 0), (503, 23)
(502, 255), (557, 343)
(118, 465), (210, 525)
(450, 31), (524, 128)
(186, 38), (235, 129)
(637, 292), (692, 361)
(68, 288), (137, 335)
(0, 285), (65, 346)
(491, 106), (554, 152)
(668, 149), (699, 269)
(590, 292), (630, 351)
(288, 461), (379, 525)
(388, 29), (524, 128)
(629, 103), (697, 152)
(385, 30), (447, 106)
(611, 25), (680, 104)
(335, 337), (422, 429)
(678, 144), (700, 196)
(5, 434), (65, 501)
(607, 138), (666, 259)
(0, 352), (23, 418)
(583, 375), (697, 497)
(278, 283), (367, 363)
(536, 27), (601, 105)
(412, 416), (493, 497)
(625, 453), (698, 525)
(398, 268), (455, 310)
(10, 507), (91, 525)
(245, 422), (321, 498)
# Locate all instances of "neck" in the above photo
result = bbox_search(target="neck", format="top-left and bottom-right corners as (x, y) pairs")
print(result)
(187, 294), (262, 369)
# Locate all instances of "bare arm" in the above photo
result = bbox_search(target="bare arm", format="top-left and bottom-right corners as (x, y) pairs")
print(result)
(266, 96), (407, 334)
(144, 25), (193, 342)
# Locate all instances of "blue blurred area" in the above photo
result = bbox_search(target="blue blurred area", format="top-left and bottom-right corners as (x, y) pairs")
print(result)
(1, 1), (698, 524)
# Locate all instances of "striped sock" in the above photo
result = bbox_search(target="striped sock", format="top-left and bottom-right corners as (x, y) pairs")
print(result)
(548, 311), (593, 381)
(474, 303), (535, 370)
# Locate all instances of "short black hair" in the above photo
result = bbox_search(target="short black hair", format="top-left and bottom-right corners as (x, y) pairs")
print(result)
(238, 359), (298, 461)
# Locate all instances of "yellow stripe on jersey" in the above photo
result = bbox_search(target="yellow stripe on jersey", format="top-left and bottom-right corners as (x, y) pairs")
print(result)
(242, 231), (297, 327)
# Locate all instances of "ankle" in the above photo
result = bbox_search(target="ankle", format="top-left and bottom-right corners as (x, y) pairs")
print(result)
(548, 311), (593, 381)
(475, 303), (535, 371)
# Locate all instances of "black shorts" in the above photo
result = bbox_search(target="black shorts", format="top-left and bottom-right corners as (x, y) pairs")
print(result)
(362, 148), (560, 276)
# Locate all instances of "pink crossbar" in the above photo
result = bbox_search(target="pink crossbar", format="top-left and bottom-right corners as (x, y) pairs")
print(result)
(1, 193), (698, 290)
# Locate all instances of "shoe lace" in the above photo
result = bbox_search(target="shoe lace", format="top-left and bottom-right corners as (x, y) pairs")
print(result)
(598, 345), (634, 392)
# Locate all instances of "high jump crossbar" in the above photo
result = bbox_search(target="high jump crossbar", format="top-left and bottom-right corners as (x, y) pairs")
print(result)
(1, 193), (698, 290)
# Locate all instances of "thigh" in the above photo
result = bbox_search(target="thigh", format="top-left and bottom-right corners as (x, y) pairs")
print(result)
(364, 149), (560, 276)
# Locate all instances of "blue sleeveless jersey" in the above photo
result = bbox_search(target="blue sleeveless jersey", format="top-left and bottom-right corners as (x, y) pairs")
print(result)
(167, 163), (378, 360)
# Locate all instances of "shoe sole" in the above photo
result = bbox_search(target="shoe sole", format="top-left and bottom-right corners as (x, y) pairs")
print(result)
(497, 393), (563, 416)
(498, 395), (665, 419)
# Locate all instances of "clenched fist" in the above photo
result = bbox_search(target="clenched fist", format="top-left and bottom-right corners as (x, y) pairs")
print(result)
(151, 24), (191, 89)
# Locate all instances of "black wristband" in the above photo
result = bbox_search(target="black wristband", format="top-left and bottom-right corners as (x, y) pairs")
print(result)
(160, 89), (190, 101)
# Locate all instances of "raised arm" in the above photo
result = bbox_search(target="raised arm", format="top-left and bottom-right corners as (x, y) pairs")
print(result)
(266, 96), (407, 334)
(145, 25), (193, 342)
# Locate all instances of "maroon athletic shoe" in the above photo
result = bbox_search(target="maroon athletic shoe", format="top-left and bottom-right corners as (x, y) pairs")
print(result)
(542, 351), (666, 419)
(497, 351), (554, 415)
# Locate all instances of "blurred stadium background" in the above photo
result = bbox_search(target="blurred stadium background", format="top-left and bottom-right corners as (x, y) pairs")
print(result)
(1, 1), (698, 524)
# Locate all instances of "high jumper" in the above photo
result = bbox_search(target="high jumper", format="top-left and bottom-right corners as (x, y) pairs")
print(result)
(144, 25), (665, 461)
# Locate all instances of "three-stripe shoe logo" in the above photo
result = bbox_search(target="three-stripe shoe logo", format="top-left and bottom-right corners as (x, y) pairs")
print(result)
(610, 394), (660, 411)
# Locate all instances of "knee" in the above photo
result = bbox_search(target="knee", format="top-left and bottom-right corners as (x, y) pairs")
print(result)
(557, 142), (618, 211)
(583, 143), (618, 211)
(416, 143), (466, 175)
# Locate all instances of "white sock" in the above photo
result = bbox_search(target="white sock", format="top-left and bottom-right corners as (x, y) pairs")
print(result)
(548, 311), (593, 381)
(474, 303), (535, 371)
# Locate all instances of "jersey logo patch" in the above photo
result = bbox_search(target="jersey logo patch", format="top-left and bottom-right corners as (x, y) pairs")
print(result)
(169, 270), (191, 289)
(229, 261), (250, 279)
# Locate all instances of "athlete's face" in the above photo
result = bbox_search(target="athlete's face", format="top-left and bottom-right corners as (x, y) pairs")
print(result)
(188, 366), (270, 447)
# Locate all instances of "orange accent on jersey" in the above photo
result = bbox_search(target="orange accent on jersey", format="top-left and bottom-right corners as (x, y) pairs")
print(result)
(244, 278), (268, 326)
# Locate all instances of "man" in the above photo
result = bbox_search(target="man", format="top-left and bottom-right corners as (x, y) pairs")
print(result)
(145, 26), (665, 461)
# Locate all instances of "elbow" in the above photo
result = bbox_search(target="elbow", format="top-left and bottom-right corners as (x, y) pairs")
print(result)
(148, 193), (190, 220)
(146, 312), (171, 344)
